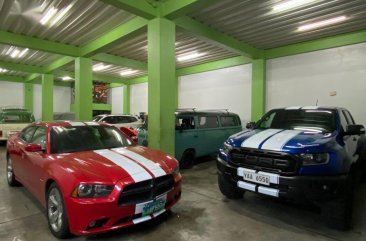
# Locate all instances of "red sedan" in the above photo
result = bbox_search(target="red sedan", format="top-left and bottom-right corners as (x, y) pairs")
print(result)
(6, 121), (182, 238)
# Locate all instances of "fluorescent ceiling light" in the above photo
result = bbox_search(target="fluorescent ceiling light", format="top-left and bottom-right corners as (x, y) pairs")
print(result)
(93, 63), (111, 72)
(61, 76), (72, 81)
(120, 69), (138, 76)
(0, 68), (9, 73)
(50, 4), (73, 26)
(7, 47), (29, 58)
(297, 16), (347, 31)
(177, 52), (205, 62)
(40, 4), (73, 26)
(18, 48), (29, 58)
(273, 0), (316, 12)
(10, 49), (20, 58)
(40, 6), (57, 25)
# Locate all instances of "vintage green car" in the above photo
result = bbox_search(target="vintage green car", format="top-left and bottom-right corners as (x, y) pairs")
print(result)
(138, 109), (242, 168)
(0, 107), (35, 141)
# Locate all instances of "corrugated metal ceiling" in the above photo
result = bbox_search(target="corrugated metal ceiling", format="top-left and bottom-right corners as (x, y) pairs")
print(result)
(0, 0), (365, 81)
(189, 0), (366, 49)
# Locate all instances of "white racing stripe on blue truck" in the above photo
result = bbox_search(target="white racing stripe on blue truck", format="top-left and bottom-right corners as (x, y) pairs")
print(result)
(94, 149), (152, 182)
(261, 130), (302, 151)
(241, 129), (282, 148)
(112, 148), (166, 178)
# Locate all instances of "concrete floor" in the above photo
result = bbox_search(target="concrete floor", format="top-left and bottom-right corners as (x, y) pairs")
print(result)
(1, 143), (366, 241)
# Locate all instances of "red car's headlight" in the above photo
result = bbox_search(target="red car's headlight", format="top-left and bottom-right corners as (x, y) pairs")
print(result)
(172, 165), (180, 176)
(71, 184), (114, 198)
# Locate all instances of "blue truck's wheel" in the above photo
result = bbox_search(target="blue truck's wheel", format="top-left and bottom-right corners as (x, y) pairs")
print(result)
(218, 175), (244, 199)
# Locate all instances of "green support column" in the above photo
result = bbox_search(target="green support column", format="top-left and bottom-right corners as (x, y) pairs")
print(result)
(75, 57), (93, 120)
(42, 74), (54, 121)
(251, 59), (266, 121)
(123, 85), (130, 114)
(148, 18), (176, 155)
(24, 82), (33, 112)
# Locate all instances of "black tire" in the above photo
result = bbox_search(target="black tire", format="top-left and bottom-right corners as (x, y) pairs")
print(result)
(6, 155), (21, 186)
(142, 139), (148, 147)
(218, 174), (244, 199)
(321, 180), (354, 230)
(46, 183), (71, 239)
(180, 149), (195, 169)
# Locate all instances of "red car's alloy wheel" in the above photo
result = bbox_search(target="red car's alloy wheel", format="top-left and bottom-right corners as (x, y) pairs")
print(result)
(47, 183), (70, 238)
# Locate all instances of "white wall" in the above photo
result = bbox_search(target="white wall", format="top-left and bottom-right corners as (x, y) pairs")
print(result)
(0, 81), (24, 107)
(110, 86), (124, 114)
(267, 42), (366, 126)
(33, 84), (71, 120)
(130, 83), (148, 115)
(178, 65), (252, 125)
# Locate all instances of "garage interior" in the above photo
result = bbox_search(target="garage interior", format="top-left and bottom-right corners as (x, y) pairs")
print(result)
(1, 0), (366, 240)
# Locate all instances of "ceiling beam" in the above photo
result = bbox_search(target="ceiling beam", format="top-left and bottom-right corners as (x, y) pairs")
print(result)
(160, 0), (221, 19)
(265, 29), (366, 59)
(0, 74), (25, 83)
(43, 56), (74, 73)
(174, 16), (261, 59)
(0, 31), (80, 57)
(0, 61), (44, 74)
(124, 76), (148, 85)
(176, 56), (251, 76)
(80, 17), (148, 57)
(93, 53), (147, 70)
(99, 0), (157, 19)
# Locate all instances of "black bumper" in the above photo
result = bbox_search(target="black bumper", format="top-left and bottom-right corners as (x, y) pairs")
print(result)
(217, 157), (348, 203)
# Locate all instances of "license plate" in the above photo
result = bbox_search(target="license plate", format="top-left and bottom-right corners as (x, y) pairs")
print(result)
(142, 196), (166, 216)
(242, 171), (270, 186)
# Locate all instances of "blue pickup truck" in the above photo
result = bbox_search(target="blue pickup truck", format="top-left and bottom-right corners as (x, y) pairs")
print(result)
(217, 106), (366, 229)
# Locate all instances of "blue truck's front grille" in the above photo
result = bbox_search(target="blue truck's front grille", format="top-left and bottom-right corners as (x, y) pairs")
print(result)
(229, 148), (299, 175)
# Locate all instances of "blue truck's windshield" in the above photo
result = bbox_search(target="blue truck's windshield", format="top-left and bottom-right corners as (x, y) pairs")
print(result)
(256, 109), (336, 132)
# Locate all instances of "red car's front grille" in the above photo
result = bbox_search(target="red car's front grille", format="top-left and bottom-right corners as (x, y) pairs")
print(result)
(118, 175), (174, 205)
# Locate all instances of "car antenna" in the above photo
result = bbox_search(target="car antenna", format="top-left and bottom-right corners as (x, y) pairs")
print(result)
(316, 99), (318, 106)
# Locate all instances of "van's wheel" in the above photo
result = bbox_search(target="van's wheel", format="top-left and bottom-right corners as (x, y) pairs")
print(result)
(218, 174), (244, 199)
(142, 140), (148, 147)
(47, 183), (71, 239)
(6, 155), (20, 186)
(180, 149), (195, 169)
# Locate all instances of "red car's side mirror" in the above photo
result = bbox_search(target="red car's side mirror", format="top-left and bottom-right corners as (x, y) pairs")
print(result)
(25, 143), (43, 152)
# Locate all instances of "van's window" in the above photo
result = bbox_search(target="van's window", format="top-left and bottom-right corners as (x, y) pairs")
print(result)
(176, 117), (195, 130)
(220, 116), (239, 127)
(199, 116), (218, 129)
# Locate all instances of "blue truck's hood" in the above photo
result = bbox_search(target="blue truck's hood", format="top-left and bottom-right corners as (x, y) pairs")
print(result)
(228, 128), (336, 153)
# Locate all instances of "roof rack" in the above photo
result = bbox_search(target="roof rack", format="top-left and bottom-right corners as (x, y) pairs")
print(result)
(1, 106), (28, 111)
(176, 108), (196, 112)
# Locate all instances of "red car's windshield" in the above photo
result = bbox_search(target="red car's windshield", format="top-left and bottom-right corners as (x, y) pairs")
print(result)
(50, 125), (133, 154)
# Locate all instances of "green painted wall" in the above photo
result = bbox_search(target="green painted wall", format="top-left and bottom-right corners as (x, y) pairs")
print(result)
(148, 18), (176, 156)
(24, 82), (33, 112)
(123, 85), (130, 114)
(251, 59), (266, 121)
(41, 74), (54, 121)
(74, 57), (93, 121)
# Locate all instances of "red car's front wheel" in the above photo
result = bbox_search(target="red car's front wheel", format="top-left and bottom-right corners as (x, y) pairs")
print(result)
(47, 183), (71, 239)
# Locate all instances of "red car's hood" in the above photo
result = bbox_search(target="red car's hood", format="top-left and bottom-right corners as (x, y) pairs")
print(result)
(57, 146), (174, 184)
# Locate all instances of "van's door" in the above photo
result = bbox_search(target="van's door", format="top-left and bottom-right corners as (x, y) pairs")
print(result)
(219, 114), (243, 139)
(175, 116), (199, 160)
(195, 115), (223, 157)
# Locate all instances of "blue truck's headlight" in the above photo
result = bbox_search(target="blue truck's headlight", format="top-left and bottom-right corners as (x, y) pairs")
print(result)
(223, 142), (232, 155)
(299, 153), (329, 165)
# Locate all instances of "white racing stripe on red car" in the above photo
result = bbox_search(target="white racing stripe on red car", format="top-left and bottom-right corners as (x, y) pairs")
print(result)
(94, 149), (152, 182)
(112, 148), (166, 178)
(132, 216), (151, 224)
(68, 121), (86, 126)
(241, 129), (282, 148)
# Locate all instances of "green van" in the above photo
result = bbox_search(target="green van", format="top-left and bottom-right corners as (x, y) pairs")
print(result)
(137, 109), (242, 168)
